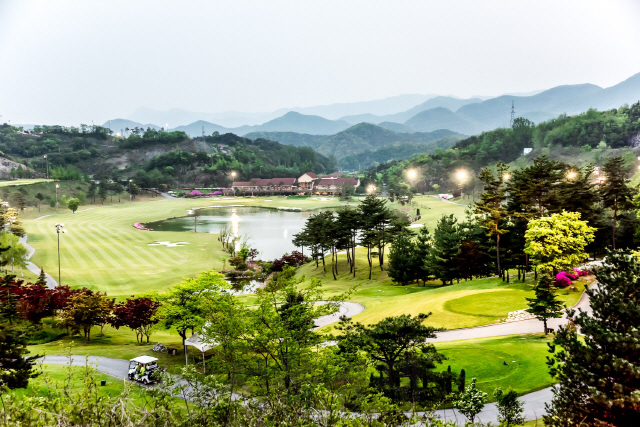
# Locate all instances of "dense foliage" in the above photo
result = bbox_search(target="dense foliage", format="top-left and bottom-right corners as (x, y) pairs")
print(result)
(367, 103), (640, 197)
(546, 250), (640, 426)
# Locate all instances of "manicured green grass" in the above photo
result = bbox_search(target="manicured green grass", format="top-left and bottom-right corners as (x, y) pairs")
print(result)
(299, 249), (589, 329)
(436, 334), (555, 397)
(29, 324), (189, 368)
(0, 178), (53, 187)
(22, 195), (464, 299)
(9, 364), (186, 410)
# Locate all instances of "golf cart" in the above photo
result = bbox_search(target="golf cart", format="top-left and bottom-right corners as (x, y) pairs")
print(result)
(128, 356), (159, 385)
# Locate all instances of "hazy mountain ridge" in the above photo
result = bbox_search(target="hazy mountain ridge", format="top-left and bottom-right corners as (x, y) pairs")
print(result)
(246, 123), (464, 160)
(107, 71), (640, 140)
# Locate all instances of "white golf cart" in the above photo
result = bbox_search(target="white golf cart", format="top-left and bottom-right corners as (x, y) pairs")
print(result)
(128, 355), (159, 385)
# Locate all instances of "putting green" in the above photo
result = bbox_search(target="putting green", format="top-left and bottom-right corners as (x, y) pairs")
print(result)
(437, 334), (555, 396)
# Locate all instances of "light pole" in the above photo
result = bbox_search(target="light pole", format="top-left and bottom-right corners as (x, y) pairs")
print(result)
(55, 223), (65, 285)
(231, 172), (236, 196)
(55, 184), (59, 210)
(129, 179), (133, 202)
(44, 155), (48, 179)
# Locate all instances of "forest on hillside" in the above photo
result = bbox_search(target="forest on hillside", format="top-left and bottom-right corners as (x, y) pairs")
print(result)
(0, 125), (336, 187)
(368, 103), (640, 198)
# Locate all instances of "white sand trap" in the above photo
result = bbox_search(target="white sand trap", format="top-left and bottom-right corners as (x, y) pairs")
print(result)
(148, 241), (191, 247)
(409, 223), (424, 228)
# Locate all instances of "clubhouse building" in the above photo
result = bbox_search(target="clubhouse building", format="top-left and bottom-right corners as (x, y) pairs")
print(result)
(231, 172), (360, 195)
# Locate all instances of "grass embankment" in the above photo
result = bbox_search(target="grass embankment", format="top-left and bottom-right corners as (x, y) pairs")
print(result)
(437, 334), (555, 397)
(9, 364), (187, 410)
(29, 326), (188, 368)
(296, 248), (588, 330)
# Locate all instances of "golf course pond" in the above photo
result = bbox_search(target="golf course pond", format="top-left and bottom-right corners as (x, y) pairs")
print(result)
(144, 206), (316, 261)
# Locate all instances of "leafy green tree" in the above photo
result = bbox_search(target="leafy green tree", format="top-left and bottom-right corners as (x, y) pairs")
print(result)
(494, 388), (525, 426)
(454, 378), (487, 424)
(156, 271), (229, 362)
(426, 214), (461, 285)
(526, 275), (564, 334)
(546, 250), (640, 426)
(387, 232), (418, 286)
(35, 192), (44, 212)
(57, 289), (114, 343)
(600, 156), (635, 249)
(337, 313), (442, 391)
(66, 197), (80, 213)
(475, 162), (510, 274)
(203, 268), (358, 396)
(524, 211), (595, 274)
(98, 185), (107, 204)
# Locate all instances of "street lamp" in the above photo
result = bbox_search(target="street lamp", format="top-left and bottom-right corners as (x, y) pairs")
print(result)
(55, 184), (59, 210)
(566, 170), (577, 180)
(44, 155), (48, 179)
(231, 171), (237, 182)
(55, 223), (65, 285)
(502, 173), (511, 182)
(129, 179), (133, 202)
(367, 185), (377, 193)
(406, 169), (417, 181)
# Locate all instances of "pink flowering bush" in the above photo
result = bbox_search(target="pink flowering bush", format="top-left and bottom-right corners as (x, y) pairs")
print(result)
(556, 271), (572, 287)
(574, 269), (588, 276)
(133, 222), (154, 231)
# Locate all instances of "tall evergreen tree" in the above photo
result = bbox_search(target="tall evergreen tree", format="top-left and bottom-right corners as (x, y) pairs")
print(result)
(525, 274), (564, 334)
(387, 232), (418, 286)
(475, 162), (510, 275)
(600, 156), (634, 249)
(546, 250), (640, 426)
(426, 214), (461, 285)
(414, 226), (433, 284)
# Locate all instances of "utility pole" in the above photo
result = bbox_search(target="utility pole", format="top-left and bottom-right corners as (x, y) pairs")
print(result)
(510, 100), (515, 127)
(44, 155), (48, 179)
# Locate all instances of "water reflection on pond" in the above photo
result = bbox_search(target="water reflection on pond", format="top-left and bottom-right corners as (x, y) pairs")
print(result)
(225, 278), (263, 295)
(144, 207), (315, 261)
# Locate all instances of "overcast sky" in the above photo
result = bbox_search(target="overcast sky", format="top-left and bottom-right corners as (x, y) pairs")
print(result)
(1, 0), (640, 125)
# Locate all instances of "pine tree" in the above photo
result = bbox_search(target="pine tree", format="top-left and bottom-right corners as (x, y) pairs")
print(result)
(600, 156), (635, 249)
(387, 232), (418, 286)
(0, 323), (40, 389)
(426, 214), (461, 285)
(414, 226), (433, 284)
(475, 162), (510, 275)
(545, 250), (640, 426)
(36, 268), (47, 287)
(525, 274), (564, 334)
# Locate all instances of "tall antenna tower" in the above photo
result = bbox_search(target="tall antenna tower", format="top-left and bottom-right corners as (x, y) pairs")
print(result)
(202, 125), (205, 138)
(510, 100), (515, 127)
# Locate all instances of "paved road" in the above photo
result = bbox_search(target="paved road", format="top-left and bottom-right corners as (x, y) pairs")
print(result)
(429, 282), (594, 343)
(314, 301), (366, 328)
(429, 387), (553, 426)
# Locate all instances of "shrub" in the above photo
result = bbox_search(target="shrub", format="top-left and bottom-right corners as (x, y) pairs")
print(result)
(556, 272), (571, 287)
(271, 251), (309, 272)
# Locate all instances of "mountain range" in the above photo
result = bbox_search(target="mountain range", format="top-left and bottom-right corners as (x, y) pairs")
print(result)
(107, 71), (640, 139)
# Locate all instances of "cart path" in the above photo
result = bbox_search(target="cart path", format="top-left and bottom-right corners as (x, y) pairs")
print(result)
(428, 281), (595, 343)
(314, 301), (366, 328)
(19, 235), (58, 289)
